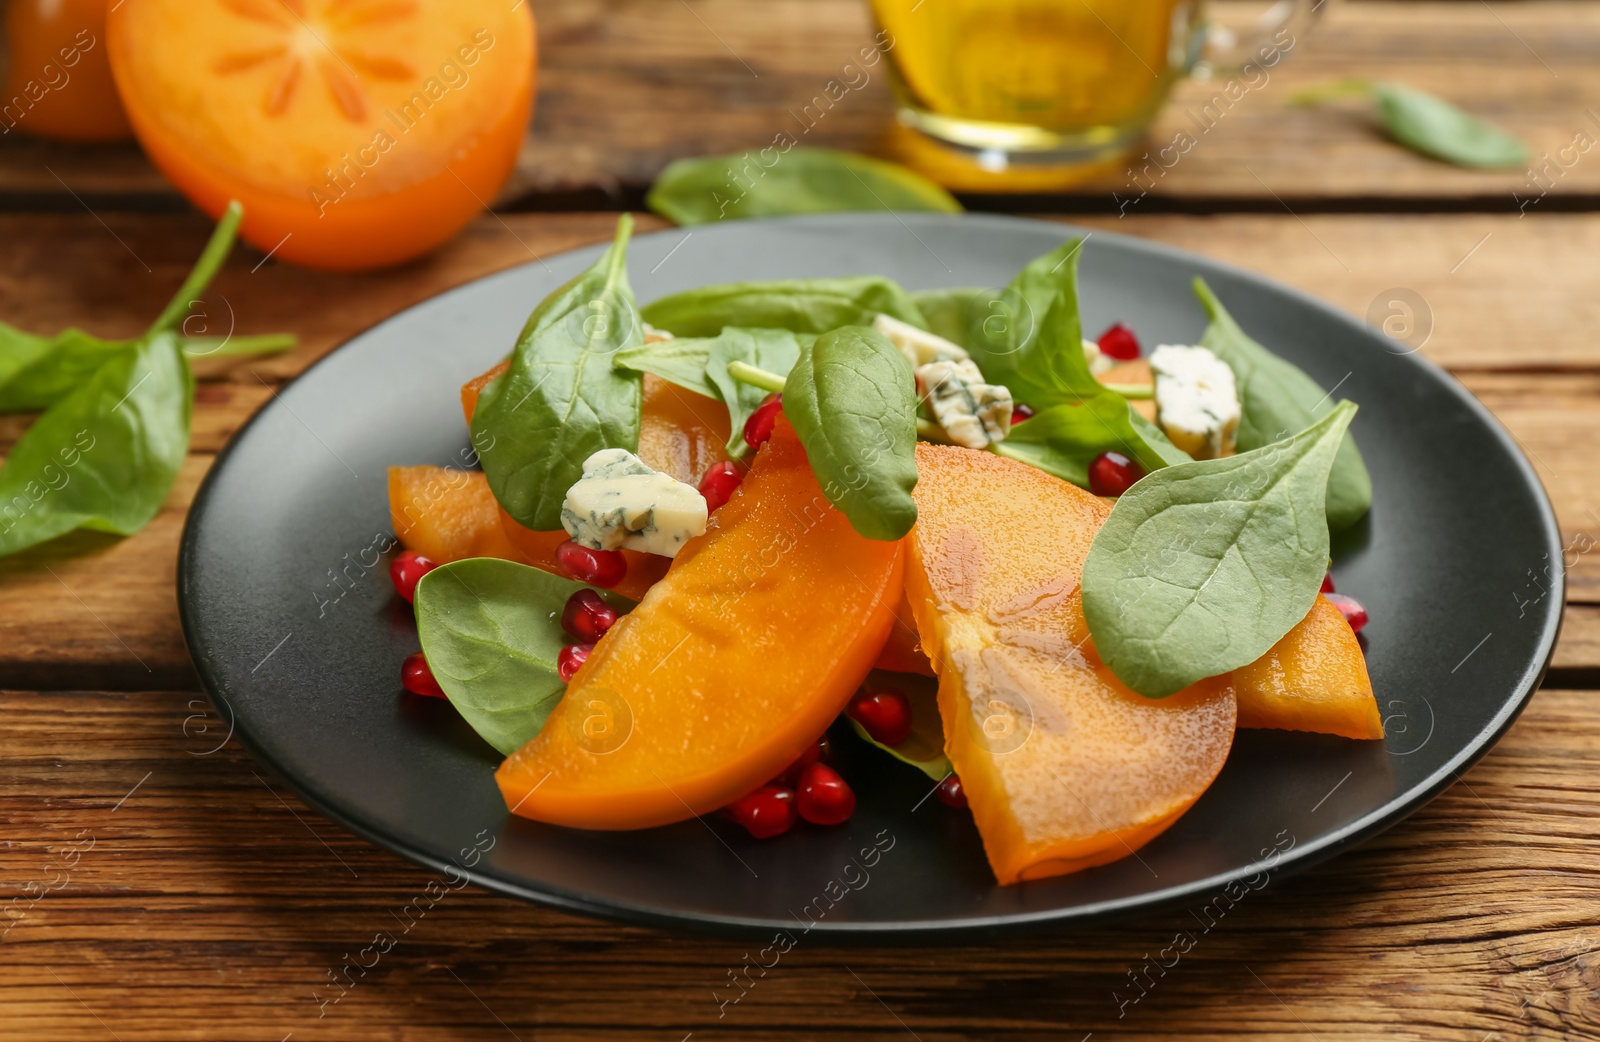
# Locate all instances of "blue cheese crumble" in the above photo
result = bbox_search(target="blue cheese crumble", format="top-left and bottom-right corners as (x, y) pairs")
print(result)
(560, 449), (708, 558)
(917, 359), (1013, 450)
(1149, 344), (1241, 460)
(872, 313), (970, 367)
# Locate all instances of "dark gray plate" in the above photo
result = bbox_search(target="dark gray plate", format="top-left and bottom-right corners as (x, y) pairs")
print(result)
(179, 214), (1563, 941)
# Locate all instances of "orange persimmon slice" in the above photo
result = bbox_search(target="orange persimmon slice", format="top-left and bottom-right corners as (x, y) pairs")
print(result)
(496, 416), (904, 829)
(905, 443), (1236, 885)
(107, 0), (535, 270)
(387, 466), (522, 564)
(462, 364), (729, 600)
(1233, 595), (1384, 740)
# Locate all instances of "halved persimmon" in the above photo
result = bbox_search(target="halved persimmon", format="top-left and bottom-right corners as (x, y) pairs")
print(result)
(107, 0), (536, 270)
(905, 443), (1236, 884)
(496, 416), (904, 829)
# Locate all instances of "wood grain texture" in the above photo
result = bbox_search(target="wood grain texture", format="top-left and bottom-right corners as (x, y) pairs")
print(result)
(0, 686), (1596, 1041)
(2, 2), (1597, 205)
(0, 211), (1596, 688)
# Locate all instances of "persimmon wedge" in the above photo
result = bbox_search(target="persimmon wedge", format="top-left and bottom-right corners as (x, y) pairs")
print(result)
(462, 365), (731, 600)
(107, 0), (535, 270)
(905, 443), (1236, 885)
(1233, 595), (1384, 740)
(388, 466), (523, 564)
(496, 416), (904, 829)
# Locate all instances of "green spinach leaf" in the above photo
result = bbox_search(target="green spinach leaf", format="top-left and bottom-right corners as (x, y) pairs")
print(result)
(0, 323), (54, 389)
(0, 332), (192, 555)
(612, 337), (718, 399)
(0, 330), (125, 413)
(1194, 278), (1372, 529)
(1081, 402), (1357, 698)
(646, 147), (961, 225)
(414, 558), (634, 755)
(705, 327), (805, 457)
(782, 326), (918, 541)
(641, 276), (926, 339)
(995, 391), (1191, 488)
(473, 216), (645, 532)
(849, 672), (952, 781)
(910, 287), (992, 348)
(1373, 82), (1528, 169)
(965, 238), (1102, 408)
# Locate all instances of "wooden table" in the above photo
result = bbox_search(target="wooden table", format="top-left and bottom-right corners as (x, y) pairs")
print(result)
(3, 2), (1598, 1039)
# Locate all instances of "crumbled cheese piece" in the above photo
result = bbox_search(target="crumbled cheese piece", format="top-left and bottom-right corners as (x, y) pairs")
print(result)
(917, 359), (1013, 450)
(641, 322), (673, 344)
(1081, 338), (1116, 376)
(560, 449), (707, 558)
(873, 313), (969, 368)
(1149, 344), (1240, 460)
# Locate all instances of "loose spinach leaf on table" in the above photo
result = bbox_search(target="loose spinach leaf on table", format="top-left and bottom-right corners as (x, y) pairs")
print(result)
(647, 147), (962, 225)
(705, 327), (805, 457)
(1193, 278), (1372, 530)
(473, 216), (645, 533)
(1289, 79), (1527, 170)
(1081, 402), (1357, 698)
(909, 287), (992, 348)
(612, 337), (719, 399)
(641, 276), (927, 339)
(849, 672), (952, 781)
(965, 238), (1103, 409)
(0, 332), (192, 555)
(415, 558), (634, 756)
(782, 326), (918, 541)
(995, 390), (1190, 488)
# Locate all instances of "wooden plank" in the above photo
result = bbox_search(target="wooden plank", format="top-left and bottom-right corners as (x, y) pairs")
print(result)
(2, 2), (1598, 206)
(1, 686), (1597, 1040)
(0, 211), (1597, 687)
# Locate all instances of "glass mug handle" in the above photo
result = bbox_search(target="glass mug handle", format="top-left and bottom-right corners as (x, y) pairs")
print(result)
(1193, 0), (1331, 78)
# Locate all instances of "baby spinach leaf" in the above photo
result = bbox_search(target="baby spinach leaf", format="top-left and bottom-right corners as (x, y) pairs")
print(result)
(641, 276), (926, 339)
(473, 216), (645, 532)
(966, 238), (1102, 409)
(849, 672), (952, 781)
(1373, 82), (1528, 169)
(414, 558), (634, 756)
(1194, 278), (1372, 529)
(1081, 401), (1357, 698)
(0, 332), (192, 556)
(646, 147), (961, 225)
(0, 331), (125, 413)
(705, 327), (805, 457)
(782, 326), (918, 541)
(612, 337), (718, 399)
(995, 391), (1191, 488)
(910, 287), (992, 348)
(0, 323), (54, 389)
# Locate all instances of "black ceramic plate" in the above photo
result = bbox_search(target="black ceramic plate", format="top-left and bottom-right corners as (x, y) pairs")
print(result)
(179, 214), (1563, 941)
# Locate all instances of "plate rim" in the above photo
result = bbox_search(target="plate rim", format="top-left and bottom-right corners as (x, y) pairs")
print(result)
(178, 212), (1566, 941)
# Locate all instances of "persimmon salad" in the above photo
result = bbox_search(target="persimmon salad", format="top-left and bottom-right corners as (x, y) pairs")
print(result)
(385, 216), (1380, 886)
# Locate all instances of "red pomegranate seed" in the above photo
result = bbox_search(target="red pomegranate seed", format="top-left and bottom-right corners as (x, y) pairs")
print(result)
(401, 652), (445, 698)
(935, 774), (968, 809)
(555, 540), (627, 588)
(743, 394), (783, 450)
(698, 460), (744, 513)
(848, 688), (912, 747)
(1320, 571), (1336, 594)
(796, 763), (856, 826)
(1324, 593), (1369, 633)
(1097, 322), (1141, 361)
(561, 589), (617, 642)
(557, 643), (594, 683)
(775, 735), (832, 786)
(1088, 451), (1145, 497)
(1011, 403), (1035, 425)
(724, 785), (797, 839)
(389, 550), (437, 603)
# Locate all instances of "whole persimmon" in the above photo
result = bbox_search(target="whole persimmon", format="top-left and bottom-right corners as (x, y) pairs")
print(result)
(106, 0), (536, 270)
(2, 0), (132, 141)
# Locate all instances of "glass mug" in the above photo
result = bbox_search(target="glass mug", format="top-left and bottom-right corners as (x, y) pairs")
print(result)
(869, 0), (1328, 189)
